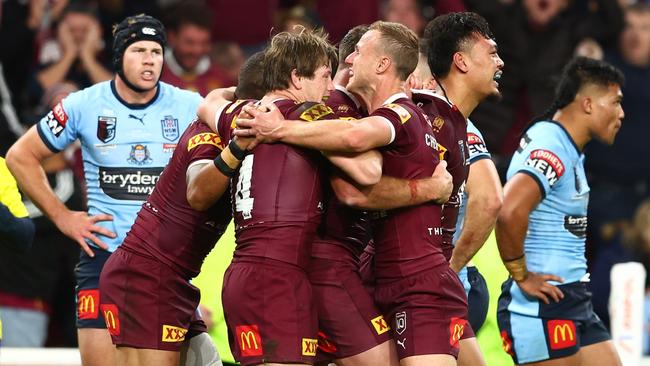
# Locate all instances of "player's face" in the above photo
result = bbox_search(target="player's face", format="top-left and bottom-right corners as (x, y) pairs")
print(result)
(169, 24), (211, 71)
(122, 40), (164, 91)
(301, 64), (334, 102)
(590, 83), (624, 145)
(345, 30), (380, 94)
(465, 36), (504, 99)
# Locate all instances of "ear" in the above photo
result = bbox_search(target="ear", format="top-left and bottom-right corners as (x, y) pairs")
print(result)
(290, 69), (302, 90)
(581, 96), (593, 114)
(376, 56), (391, 74)
(452, 52), (469, 73)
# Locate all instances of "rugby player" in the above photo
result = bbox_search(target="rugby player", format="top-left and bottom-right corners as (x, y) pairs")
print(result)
(236, 21), (465, 366)
(496, 56), (624, 366)
(97, 52), (267, 366)
(5, 14), (222, 366)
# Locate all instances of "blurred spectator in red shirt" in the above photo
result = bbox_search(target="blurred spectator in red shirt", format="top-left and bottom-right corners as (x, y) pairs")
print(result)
(161, 0), (233, 96)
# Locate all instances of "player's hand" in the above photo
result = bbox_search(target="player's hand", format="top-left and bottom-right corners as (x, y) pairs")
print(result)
(516, 271), (564, 304)
(427, 160), (453, 204)
(54, 210), (115, 257)
(234, 103), (285, 143)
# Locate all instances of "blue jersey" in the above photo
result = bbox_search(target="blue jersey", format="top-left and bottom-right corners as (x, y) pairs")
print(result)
(37, 80), (202, 252)
(453, 120), (491, 293)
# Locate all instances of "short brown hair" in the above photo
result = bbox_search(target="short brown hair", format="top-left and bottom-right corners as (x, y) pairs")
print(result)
(368, 21), (419, 80)
(264, 27), (335, 91)
(338, 25), (369, 66)
(235, 51), (267, 100)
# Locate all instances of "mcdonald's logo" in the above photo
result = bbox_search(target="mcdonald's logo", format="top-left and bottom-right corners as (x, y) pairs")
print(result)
(236, 325), (263, 357)
(302, 338), (318, 356)
(77, 289), (99, 319)
(371, 315), (390, 335)
(448, 317), (466, 347)
(100, 304), (120, 336)
(500, 331), (514, 356)
(547, 320), (576, 350)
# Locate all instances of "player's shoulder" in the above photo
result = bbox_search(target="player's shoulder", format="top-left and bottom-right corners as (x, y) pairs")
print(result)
(184, 119), (225, 152)
(62, 81), (110, 107)
(376, 94), (420, 125)
(286, 100), (335, 121)
(159, 81), (202, 103)
(523, 121), (576, 156)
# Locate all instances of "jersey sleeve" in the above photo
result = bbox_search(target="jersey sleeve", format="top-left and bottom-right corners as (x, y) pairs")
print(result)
(370, 103), (414, 144)
(185, 125), (226, 167)
(36, 91), (82, 152)
(293, 102), (336, 122)
(217, 99), (251, 141)
(509, 132), (570, 198)
(0, 159), (29, 218)
(466, 119), (491, 163)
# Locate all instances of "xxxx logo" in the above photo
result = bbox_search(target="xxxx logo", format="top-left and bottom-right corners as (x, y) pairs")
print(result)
(161, 325), (187, 342)
(302, 338), (318, 356)
(300, 104), (333, 121)
(371, 315), (390, 335)
(187, 133), (223, 151)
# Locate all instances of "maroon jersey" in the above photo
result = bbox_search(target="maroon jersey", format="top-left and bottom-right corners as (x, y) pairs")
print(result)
(313, 87), (370, 263)
(324, 86), (364, 120)
(370, 93), (446, 281)
(226, 99), (335, 270)
(412, 90), (469, 261)
(123, 120), (231, 278)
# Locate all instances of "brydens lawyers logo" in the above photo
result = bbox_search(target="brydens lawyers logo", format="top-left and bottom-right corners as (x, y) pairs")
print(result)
(371, 315), (390, 335)
(547, 319), (576, 350)
(162, 325), (187, 342)
(302, 338), (318, 356)
(100, 304), (120, 336)
(236, 325), (263, 357)
(449, 317), (466, 347)
(78, 289), (100, 319)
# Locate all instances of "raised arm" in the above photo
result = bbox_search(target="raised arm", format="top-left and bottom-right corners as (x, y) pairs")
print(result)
(449, 158), (503, 272)
(496, 172), (563, 304)
(331, 160), (452, 210)
(6, 127), (114, 256)
(323, 150), (382, 186)
(196, 87), (237, 131)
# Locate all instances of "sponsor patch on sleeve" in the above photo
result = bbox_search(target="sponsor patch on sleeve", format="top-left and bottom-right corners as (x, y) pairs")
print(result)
(524, 149), (565, 186)
(187, 132), (223, 151)
(46, 102), (69, 137)
(467, 132), (488, 155)
(383, 103), (411, 124)
(299, 103), (334, 121)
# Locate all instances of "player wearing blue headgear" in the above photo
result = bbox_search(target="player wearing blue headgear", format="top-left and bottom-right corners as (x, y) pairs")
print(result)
(6, 14), (207, 366)
(496, 57), (625, 366)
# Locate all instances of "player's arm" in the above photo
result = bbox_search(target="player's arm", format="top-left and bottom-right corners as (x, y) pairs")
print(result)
(235, 104), (393, 153)
(0, 203), (35, 252)
(449, 158), (503, 272)
(196, 87), (237, 131)
(331, 160), (452, 210)
(323, 150), (382, 186)
(496, 173), (564, 304)
(6, 126), (114, 256)
(186, 137), (250, 211)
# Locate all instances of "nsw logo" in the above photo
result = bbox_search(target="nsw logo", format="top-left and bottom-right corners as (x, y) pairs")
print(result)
(161, 115), (179, 141)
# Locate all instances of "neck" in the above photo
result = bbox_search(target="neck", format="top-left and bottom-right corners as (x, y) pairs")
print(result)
(553, 108), (590, 150)
(437, 74), (480, 118)
(355, 76), (406, 113)
(263, 89), (304, 104)
(115, 74), (158, 104)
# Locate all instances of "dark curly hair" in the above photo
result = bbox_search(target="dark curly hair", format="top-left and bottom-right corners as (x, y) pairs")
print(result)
(423, 12), (493, 79)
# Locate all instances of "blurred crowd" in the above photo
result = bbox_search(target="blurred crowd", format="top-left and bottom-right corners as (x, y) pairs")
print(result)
(1, 0), (650, 353)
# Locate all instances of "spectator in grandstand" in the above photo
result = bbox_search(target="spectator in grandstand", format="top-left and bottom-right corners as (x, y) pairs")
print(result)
(33, 3), (111, 104)
(496, 56), (624, 365)
(586, 3), (650, 325)
(6, 14), (209, 366)
(160, 0), (232, 96)
(464, 0), (624, 165)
